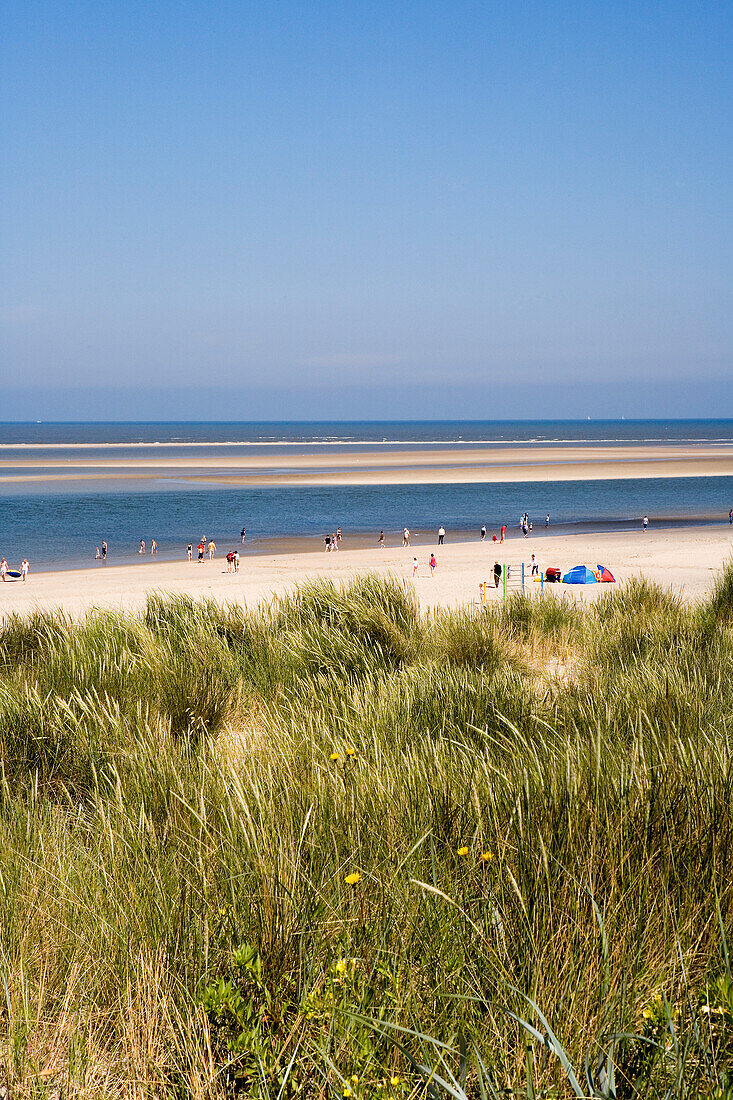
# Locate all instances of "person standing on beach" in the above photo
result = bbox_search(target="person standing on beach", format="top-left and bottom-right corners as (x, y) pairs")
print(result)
(324, 534), (331, 551)
(500, 524), (506, 543)
(403, 528), (410, 546)
(545, 514), (550, 527)
(412, 556), (418, 576)
(21, 559), (29, 581)
(429, 553), (436, 576)
(0, 558), (7, 581)
(208, 540), (216, 560)
(729, 509), (732, 525)
(151, 539), (157, 555)
(226, 550), (234, 573)
(197, 540), (205, 562)
(480, 524), (486, 541)
(438, 525), (445, 545)
(101, 541), (107, 560)
(331, 532), (338, 551)
(95, 547), (101, 559)
(378, 530), (385, 549)
(241, 527), (246, 543)
(493, 561), (502, 588)
(643, 515), (649, 532)
(530, 553), (539, 576)
(187, 543), (193, 561)
(233, 550), (240, 573)
(139, 539), (145, 554)
(336, 527), (342, 543)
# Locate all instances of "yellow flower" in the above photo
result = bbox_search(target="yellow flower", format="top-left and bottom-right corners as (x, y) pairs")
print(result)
(457, 846), (469, 856)
(346, 747), (356, 756)
(642, 1008), (653, 1020)
(343, 1088), (352, 1097)
(351, 1076), (359, 1084)
(479, 851), (494, 862)
(390, 1076), (401, 1086)
(335, 958), (348, 975)
(330, 752), (340, 761)
(345, 872), (362, 885)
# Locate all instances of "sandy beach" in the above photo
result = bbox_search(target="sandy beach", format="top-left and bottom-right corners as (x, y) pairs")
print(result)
(2, 442), (733, 487)
(2, 524), (731, 619)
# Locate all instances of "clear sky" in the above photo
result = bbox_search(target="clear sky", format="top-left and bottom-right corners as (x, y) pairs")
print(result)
(2, 1), (731, 420)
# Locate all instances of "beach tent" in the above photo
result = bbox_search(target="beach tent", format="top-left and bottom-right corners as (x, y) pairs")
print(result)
(596, 564), (615, 583)
(562, 565), (598, 585)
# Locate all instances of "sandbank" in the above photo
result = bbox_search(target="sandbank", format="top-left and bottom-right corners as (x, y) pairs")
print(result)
(2, 443), (733, 487)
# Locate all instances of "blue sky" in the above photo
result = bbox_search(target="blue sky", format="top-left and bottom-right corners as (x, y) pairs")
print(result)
(1, 1), (731, 419)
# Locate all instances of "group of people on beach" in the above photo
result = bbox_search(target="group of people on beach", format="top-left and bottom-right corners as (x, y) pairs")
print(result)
(0, 558), (30, 581)
(324, 528), (342, 551)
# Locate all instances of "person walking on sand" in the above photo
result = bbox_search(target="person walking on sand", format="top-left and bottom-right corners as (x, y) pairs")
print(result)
(21, 559), (29, 581)
(324, 534), (331, 552)
(139, 539), (145, 554)
(545, 514), (550, 527)
(729, 509), (732, 525)
(241, 527), (246, 543)
(151, 539), (157, 555)
(643, 515), (649, 532)
(0, 558), (7, 581)
(412, 556), (418, 577)
(101, 541), (107, 560)
(530, 553), (539, 576)
(197, 540), (205, 562)
(336, 527), (342, 543)
(500, 524), (506, 543)
(438, 525), (445, 545)
(403, 527), (410, 547)
(493, 561), (502, 589)
(429, 553), (437, 576)
(233, 549), (240, 573)
(208, 540), (216, 560)
(378, 530), (385, 550)
(187, 543), (193, 561)
(226, 550), (234, 573)
(480, 524), (486, 541)
(331, 532), (338, 551)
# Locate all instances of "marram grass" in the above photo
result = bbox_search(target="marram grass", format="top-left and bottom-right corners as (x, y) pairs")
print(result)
(0, 571), (733, 1097)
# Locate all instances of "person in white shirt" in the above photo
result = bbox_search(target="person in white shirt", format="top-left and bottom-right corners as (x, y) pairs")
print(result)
(438, 526), (445, 545)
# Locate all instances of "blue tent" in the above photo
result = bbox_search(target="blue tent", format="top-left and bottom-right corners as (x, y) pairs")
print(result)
(563, 565), (598, 584)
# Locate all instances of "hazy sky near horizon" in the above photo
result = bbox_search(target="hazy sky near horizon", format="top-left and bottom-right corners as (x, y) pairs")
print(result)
(2, 1), (732, 420)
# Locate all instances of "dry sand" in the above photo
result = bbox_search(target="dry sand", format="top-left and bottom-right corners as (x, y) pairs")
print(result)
(2, 442), (733, 486)
(2, 525), (731, 619)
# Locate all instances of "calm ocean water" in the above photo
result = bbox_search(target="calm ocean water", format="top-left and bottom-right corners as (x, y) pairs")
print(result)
(1, 421), (732, 568)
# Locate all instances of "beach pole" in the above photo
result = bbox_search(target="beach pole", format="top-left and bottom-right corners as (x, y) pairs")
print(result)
(502, 566), (507, 600)
(522, 562), (525, 593)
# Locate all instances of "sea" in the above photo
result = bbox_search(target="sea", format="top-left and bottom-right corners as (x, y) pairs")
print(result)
(1, 420), (733, 570)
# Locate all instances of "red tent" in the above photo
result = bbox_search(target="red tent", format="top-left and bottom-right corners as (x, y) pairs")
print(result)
(596, 564), (615, 582)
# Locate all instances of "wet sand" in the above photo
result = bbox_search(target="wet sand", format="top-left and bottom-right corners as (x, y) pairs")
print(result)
(2, 524), (731, 619)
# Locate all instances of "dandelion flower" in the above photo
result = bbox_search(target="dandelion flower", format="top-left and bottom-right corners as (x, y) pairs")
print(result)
(343, 1087), (352, 1097)
(642, 1008), (653, 1020)
(479, 851), (494, 862)
(335, 959), (348, 976)
(351, 1076), (359, 1084)
(390, 1076), (401, 1086)
(457, 846), (469, 856)
(330, 752), (340, 761)
(345, 872), (362, 885)
(346, 746), (356, 756)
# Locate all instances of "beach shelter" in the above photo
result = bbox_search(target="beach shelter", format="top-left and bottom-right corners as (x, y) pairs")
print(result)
(562, 565), (598, 585)
(596, 564), (615, 582)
